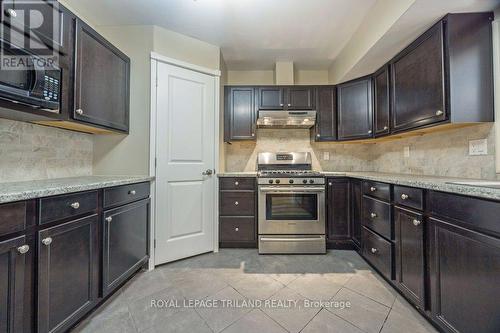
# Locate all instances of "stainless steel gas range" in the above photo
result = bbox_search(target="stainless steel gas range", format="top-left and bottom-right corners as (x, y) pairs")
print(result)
(257, 152), (326, 254)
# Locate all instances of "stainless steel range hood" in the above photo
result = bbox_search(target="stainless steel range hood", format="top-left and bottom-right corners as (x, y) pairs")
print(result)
(256, 110), (317, 129)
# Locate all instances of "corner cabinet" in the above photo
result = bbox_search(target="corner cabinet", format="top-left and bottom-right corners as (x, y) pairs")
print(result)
(224, 87), (256, 142)
(337, 77), (373, 141)
(326, 178), (351, 248)
(73, 19), (130, 133)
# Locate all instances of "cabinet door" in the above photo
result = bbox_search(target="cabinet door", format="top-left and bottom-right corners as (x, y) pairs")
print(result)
(394, 207), (425, 308)
(0, 236), (28, 333)
(428, 217), (500, 333)
(391, 22), (446, 132)
(350, 179), (362, 247)
(285, 87), (314, 110)
(224, 87), (256, 141)
(103, 199), (149, 296)
(38, 215), (99, 333)
(327, 178), (350, 242)
(74, 19), (130, 132)
(313, 86), (337, 141)
(337, 77), (373, 140)
(257, 87), (284, 110)
(373, 65), (390, 136)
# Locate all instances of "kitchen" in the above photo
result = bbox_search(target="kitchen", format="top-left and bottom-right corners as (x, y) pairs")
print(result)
(0, 0), (499, 332)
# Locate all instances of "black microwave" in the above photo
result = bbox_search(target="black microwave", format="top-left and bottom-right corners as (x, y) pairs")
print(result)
(0, 40), (61, 112)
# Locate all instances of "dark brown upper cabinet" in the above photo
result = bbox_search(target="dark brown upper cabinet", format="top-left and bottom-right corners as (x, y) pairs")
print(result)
(391, 13), (494, 133)
(285, 87), (315, 110)
(224, 86), (256, 142)
(312, 86), (336, 141)
(257, 87), (285, 110)
(337, 76), (373, 141)
(373, 65), (390, 137)
(73, 19), (130, 133)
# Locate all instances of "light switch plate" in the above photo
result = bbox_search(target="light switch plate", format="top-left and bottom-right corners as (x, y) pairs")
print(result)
(323, 152), (330, 161)
(404, 146), (410, 158)
(469, 139), (488, 155)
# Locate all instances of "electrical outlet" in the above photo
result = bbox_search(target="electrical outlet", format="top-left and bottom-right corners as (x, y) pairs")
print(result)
(469, 139), (488, 155)
(404, 146), (410, 158)
(323, 152), (330, 161)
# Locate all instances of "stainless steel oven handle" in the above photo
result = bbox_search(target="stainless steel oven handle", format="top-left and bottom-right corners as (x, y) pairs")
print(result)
(259, 186), (325, 193)
(260, 237), (324, 242)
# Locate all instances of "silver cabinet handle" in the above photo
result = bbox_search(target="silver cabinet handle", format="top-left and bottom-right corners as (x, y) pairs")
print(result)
(435, 110), (444, 116)
(70, 202), (80, 209)
(234, 201), (239, 206)
(370, 187), (377, 192)
(368, 130), (373, 134)
(42, 237), (52, 246)
(317, 134), (321, 138)
(280, 103), (284, 107)
(413, 219), (421, 226)
(105, 216), (113, 222)
(287, 103), (291, 107)
(235, 227), (239, 232)
(251, 133), (255, 137)
(401, 194), (409, 200)
(234, 181), (239, 186)
(383, 126), (388, 130)
(202, 169), (213, 176)
(17, 245), (30, 254)
(76, 109), (84, 115)
(371, 248), (378, 254)
(129, 190), (136, 195)
(370, 212), (377, 218)
(328, 182), (333, 186)
(5, 8), (17, 17)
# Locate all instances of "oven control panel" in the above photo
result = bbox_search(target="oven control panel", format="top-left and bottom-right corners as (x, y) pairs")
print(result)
(258, 177), (325, 185)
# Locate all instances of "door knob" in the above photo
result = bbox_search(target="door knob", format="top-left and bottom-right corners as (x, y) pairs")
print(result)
(17, 245), (30, 254)
(42, 237), (53, 246)
(202, 169), (213, 176)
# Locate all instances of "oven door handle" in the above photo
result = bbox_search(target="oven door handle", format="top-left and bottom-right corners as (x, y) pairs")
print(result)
(259, 186), (325, 193)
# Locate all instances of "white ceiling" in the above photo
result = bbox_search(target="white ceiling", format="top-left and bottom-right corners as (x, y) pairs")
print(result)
(64, 0), (499, 71)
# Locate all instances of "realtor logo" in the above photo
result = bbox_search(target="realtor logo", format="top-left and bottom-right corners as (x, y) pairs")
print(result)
(1, 0), (60, 70)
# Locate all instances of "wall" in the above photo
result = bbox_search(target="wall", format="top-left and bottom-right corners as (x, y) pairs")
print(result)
(295, 70), (329, 85)
(0, 119), (93, 182)
(225, 124), (497, 180)
(227, 70), (275, 85)
(219, 53), (228, 172)
(493, 6), (500, 173)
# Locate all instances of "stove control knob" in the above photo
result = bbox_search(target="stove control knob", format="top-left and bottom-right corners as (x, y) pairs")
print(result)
(268, 179), (273, 184)
(303, 179), (308, 184)
(289, 179), (294, 184)
(275, 179), (280, 184)
(309, 180), (315, 184)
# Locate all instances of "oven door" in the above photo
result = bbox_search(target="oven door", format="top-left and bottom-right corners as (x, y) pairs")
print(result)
(258, 185), (325, 235)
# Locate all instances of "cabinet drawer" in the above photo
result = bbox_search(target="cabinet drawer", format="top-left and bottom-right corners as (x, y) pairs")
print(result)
(39, 191), (98, 224)
(362, 226), (393, 280)
(362, 181), (391, 201)
(362, 196), (392, 240)
(220, 192), (255, 216)
(394, 186), (423, 210)
(220, 217), (255, 242)
(104, 182), (150, 208)
(0, 201), (28, 237)
(220, 178), (256, 191)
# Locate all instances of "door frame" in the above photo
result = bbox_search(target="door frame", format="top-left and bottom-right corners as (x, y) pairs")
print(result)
(149, 52), (221, 270)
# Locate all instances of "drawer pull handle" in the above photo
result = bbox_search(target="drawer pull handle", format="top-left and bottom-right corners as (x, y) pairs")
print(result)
(317, 134), (321, 138)
(42, 237), (52, 246)
(75, 108), (84, 115)
(17, 245), (30, 254)
(234, 181), (239, 186)
(435, 110), (444, 116)
(234, 201), (239, 206)
(413, 219), (421, 226)
(401, 194), (409, 200)
(106, 216), (113, 222)
(235, 227), (239, 232)
(383, 126), (388, 130)
(370, 186), (377, 192)
(371, 248), (378, 254)
(129, 190), (136, 195)
(370, 212), (377, 218)
(328, 182), (332, 186)
(70, 202), (80, 209)
(368, 130), (373, 134)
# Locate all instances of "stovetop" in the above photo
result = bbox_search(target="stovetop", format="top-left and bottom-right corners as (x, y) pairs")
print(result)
(257, 170), (323, 178)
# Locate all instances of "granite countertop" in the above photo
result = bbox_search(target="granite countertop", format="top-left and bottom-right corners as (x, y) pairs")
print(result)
(0, 175), (154, 204)
(217, 171), (500, 201)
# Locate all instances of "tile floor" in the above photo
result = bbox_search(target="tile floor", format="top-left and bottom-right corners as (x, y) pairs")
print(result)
(72, 250), (438, 333)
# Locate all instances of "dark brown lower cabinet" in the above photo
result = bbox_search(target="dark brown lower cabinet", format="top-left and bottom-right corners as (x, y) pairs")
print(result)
(350, 180), (362, 248)
(38, 215), (99, 333)
(0, 236), (29, 333)
(327, 178), (351, 247)
(394, 207), (425, 308)
(103, 199), (150, 296)
(428, 217), (500, 333)
(361, 227), (392, 279)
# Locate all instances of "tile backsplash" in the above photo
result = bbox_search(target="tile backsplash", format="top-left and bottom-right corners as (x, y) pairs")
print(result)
(224, 123), (498, 180)
(0, 119), (93, 182)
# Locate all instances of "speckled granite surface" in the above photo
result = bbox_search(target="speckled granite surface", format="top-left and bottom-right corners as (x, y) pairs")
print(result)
(0, 176), (154, 204)
(217, 171), (500, 201)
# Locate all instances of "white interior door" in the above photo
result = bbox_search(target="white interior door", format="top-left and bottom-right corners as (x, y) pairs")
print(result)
(155, 62), (216, 265)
